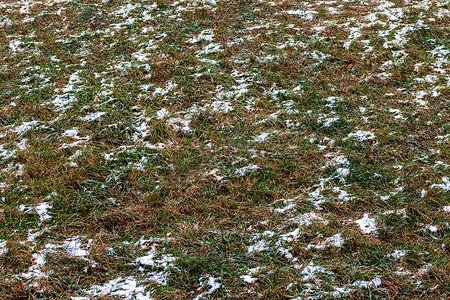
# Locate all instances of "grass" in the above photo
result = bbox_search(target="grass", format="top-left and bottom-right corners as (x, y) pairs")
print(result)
(0, 0), (449, 299)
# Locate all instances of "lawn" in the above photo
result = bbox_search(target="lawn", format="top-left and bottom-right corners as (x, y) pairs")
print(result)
(0, 0), (449, 299)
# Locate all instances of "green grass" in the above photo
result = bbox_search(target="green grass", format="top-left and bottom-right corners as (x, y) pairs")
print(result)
(0, 0), (449, 299)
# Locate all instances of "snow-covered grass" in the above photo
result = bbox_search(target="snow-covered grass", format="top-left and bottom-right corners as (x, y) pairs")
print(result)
(0, 0), (449, 298)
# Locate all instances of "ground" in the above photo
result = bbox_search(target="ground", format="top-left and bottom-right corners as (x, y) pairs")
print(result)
(0, 0), (449, 299)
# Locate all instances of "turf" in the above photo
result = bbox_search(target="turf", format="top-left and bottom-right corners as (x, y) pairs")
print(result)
(0, 0), (449, 299)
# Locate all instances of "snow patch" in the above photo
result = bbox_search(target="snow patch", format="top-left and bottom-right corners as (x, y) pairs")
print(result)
(355, 214), (377, 234)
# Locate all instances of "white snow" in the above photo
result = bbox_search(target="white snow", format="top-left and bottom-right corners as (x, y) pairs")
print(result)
(347, 130), (376, 141)
(235, 164), (259, 176)
(430, 177), (450, 192)
(0, 240), (7, 256)
(35, 202), (52, 221)
(80, 112), (106, 121)
(14, 120), (39, 135)
(248, 240), (267, 254)
(355, 214), (377, 234)
(156, 108), (169, 119)
(300, 262), (333, 281)
(73, 276), (152, 300)
(194, 277), (221, 300)
(240, 275), (257, 283)
(285, 10), (318, 20)
(253, 132), (270, 142)
(188, 29), (214, 43)
(389, 250), (408, 259)
(353, 276), (382, 288)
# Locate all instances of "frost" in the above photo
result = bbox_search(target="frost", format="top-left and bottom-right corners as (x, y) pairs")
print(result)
(355, 214), (377, 234)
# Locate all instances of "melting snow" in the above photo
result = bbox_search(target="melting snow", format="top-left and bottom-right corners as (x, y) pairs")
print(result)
(248, 240), (267, 254)
(73, 277), (152, 300)
(35, 202), (52, 221)
(430, 177), (449, 191)
(235, 164), (259, 176)
(347, 130), (376, 141)
(389, 250), (408, 259)
(353, 276), (382, 289)
(80, 112), (106, 122)
(0, 240), (7, 256)
(194, 277), (221, 300)
(300, 262), (333, 281)
(355, 214), (377, 234)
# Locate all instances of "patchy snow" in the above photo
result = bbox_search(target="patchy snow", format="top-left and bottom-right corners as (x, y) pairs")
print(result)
(425, 225), (438, 232)
(0, 240), (7, 256)
(430, 177), (449, 192)
(248, 240), (267, 254)
(73, 276), (152, 300)
(325, 234), (345, 248)
(284, 10), (318, 20)
(240, 275), (257, 283)
(300, 262), (333, 281)
(209, 100), (234, 113)
(156, 108), (169, 119)
(188, 29), (214, 43)
(347, 130), (376, 141)
(355, 214), (377, 234)
(353, 276), (382, 289)
(235, 164), (259, 176)
(62, 237), (90, 257)
(253, 132), (270, 142)
(290, 212), (328, 226)
(14, 120), (39, 135)
(80, 112), (106, 122)
(35, 202), (52, 221)
(194, 276), (221, 300)
(241, 267), (260, 283)
(389, 250), (408, 259)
